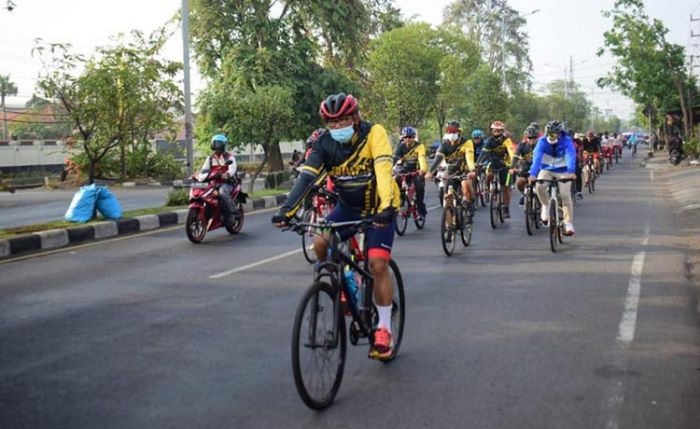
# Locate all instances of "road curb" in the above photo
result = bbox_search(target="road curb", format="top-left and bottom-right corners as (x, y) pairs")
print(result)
(0, 194), (287, 261)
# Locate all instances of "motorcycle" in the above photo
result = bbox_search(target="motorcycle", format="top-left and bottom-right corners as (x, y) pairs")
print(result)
(186, 166), (247, 243)
(669, 149), (683, 166)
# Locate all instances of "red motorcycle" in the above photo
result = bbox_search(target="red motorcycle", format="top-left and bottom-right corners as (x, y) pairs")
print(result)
(185, 173), (247, 243)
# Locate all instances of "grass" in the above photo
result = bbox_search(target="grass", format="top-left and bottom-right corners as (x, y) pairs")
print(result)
(0, 189), (287, 239)
(0, 205), (186, 239)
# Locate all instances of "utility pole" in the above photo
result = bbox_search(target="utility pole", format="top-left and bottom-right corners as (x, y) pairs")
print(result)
(500, 15), (506, 92)
(182, 0), (194, 177)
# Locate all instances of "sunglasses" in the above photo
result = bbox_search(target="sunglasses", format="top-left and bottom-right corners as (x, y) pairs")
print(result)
(403, 135), (415, 139)
(547, 132), (559, 139)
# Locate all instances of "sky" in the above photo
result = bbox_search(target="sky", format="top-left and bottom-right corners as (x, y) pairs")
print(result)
(1, 0), (699, 119)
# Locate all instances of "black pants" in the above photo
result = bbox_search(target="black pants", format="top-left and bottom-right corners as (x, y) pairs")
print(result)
(220, 183), (239, 217)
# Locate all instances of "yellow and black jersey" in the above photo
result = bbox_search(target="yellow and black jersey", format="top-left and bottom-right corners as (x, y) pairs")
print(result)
(280, 121), (400, 218)
(477, 135), (515, 167)
(429, 137), (475, 174)
(393, 141), (428, 172)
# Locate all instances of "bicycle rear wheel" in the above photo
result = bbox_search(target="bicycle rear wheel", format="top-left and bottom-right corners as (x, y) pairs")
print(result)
(549, 199), (558, 253)
(292, 281), (346, 410)
(301, 210), (317, 264)
(413, 201), (426, 230)
(441, 206), (456, 256)
(477, 179), (486, 207)
(498, 190), (505, 223)
(373, 259), (406, 363)
(395, 194), (409, 236)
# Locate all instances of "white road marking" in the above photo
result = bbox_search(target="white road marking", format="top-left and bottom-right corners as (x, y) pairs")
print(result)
(650, 171), (654, 181)
(208, 248), (303, 279)
(604, 223), (650, 429)
(617, 225), (650, 343)
(209, 204), (441, 279)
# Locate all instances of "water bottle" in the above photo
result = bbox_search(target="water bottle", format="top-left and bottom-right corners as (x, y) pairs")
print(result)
(344, 268), (360, 306)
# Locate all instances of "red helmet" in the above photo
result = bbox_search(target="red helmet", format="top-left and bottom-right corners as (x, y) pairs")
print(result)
(490, 120), (505, 130)
(319, 93), (359, 120)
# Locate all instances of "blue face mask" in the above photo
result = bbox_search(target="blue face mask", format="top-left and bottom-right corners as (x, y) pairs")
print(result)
(329, 125), (355, 143)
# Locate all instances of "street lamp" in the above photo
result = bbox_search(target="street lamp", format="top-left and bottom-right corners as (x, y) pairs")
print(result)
(182, 0), (194, 177)
(501, 9), (540, 91)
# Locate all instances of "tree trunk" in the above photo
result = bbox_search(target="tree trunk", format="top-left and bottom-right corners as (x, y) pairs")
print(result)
(248, 155), (268, 194)
(1, 95), (6, 141)
(120, 141), (126, 180)
(266, 140), (284, 172)
(88, 159), (96, 184)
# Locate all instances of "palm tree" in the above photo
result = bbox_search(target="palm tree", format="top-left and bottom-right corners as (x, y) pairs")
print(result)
(0, 74), (18, 140)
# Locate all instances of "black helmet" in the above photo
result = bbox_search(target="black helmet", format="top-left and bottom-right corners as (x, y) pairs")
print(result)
(545, 121), (563, 136)
(529, 122), (540, 131)
(319, 93), (359, 120)
(525, 126), (538, 139)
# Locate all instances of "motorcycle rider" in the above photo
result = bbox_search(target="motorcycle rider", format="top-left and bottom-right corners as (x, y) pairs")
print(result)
(197, 134), (239, 227)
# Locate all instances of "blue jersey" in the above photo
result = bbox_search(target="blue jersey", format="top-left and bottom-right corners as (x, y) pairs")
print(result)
(529, 133), (577, 176)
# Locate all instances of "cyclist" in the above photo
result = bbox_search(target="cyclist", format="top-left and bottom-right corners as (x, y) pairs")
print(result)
(425, 121), (476, 213)
(471, 129), (485, 160)
(528, 120), (577, 236)
(271, 92), (400, 360)
(582, 130), (602, 177)
(613, 132), (624, 158)
(572, 133), (585, 199)
(197, 134), (239, 227)
(393, 126), (428, 219)
(509, 125), (538, 207)
(476, 120), (515, 218)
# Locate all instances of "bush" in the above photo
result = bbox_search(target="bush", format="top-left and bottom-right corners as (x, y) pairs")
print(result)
(683, 138), (700, 159)
(166, 188), (189, 206)
(264, 171), (292, 189)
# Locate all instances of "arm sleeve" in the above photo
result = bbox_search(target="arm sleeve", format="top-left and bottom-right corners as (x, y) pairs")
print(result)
(417, 144), (428, 172)
(369, 125), (397, 211)
(529, 141), (544, 177)
(429, 152), (445, 173)
(504, 138), (515, 166)
(227, 154), (237, 176)
(565, 139), (577, 174)
(196, 156), (212, 181)
(278, 149), (325, 218)
(465, 141), (475, 172)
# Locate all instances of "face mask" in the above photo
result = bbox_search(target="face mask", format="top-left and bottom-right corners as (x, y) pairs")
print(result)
(447, 133), (459, 142)
(329, 125), (354, 143)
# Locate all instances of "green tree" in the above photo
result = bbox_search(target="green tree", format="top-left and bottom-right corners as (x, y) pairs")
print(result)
(0, 74), (18, 140)
(443, 0), (532, 93)
(34, 27), (182, 183)
(541, 80), (591, 133)
(597, 0), (693, 137)
(365, 23), (443, 131)
(463, 64), (506, 131)
(506, 90), (544, 139)
(9, 99), (73, 140)
(197, 81), (294, 193)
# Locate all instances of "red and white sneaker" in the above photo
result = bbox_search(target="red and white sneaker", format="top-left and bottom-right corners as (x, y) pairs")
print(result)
(564, 222), (575, 236)
(369, 327), (394, 361)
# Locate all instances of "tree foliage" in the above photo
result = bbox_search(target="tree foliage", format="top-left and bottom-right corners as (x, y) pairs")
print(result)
(443, 0), (532, 93)
(597, 0), (693, 136)
(0, 74), (18, 140)
(34, 27), (182, 182)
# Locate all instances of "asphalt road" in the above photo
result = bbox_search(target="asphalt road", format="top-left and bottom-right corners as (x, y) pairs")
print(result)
(1, 151), (698, 428)
(0, 180), (266, 230)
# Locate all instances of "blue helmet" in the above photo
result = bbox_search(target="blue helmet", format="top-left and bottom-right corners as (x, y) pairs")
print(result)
(401, 126), (417, 138)
(471, 129), (484, 139)
(211, 134), (228, 151)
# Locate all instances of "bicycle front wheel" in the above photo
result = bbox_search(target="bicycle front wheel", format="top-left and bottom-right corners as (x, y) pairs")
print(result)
(395, 194), (409, 236)
(459, 205), (472, 246)
(292, 282), (346, 410)
(525, 192), (534, 236)
(441, 206), (456, 256)
(489, 190), (499, 229)
(549, 200), (558, 253)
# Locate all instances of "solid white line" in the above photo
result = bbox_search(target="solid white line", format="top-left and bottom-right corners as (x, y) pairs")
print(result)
(208, 248), (303, 279)
(616, 225), (650, 343)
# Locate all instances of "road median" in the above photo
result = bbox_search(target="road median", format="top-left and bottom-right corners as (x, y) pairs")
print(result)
(0, 193), (288, 261)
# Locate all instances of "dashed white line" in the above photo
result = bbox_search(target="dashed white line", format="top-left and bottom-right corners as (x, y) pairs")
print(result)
(209, 248), (303, 279)
(616, 225), (650, 343)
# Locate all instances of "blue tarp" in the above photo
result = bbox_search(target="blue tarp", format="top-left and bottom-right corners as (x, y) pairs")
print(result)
(64, 184), (98, 223)
(95, 186), (122, 220)
(64, 184), (123, 223)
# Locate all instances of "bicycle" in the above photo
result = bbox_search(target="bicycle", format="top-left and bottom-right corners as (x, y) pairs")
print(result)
(285, 218), (405, 409)
(436, 174), (472, 256)
(485, 162), (508, 229)
(300, 185), (337, 263)
(394, 171), (425, 235)
(524, 180), (541, 236)
(535, 177), (574, 253)
(473, 164), (487, 208)
(582, 154), (597, 194)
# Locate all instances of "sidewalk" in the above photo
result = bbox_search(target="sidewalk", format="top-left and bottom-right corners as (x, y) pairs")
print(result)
(645, 154), (700, 311)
